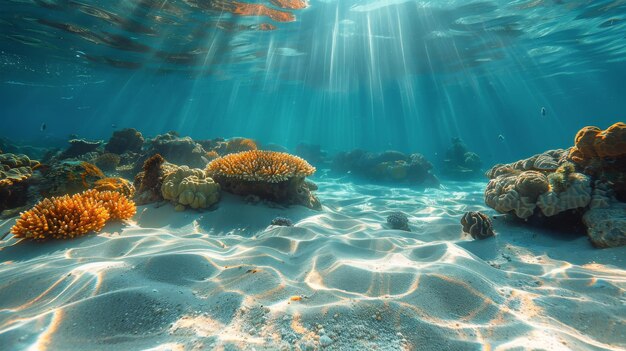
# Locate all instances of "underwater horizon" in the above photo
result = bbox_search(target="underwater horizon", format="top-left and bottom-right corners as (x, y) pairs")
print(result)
(1, 1), (626, 350)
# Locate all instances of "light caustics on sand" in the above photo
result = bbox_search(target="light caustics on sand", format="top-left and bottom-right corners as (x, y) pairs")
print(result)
(0, 180), (624, 350)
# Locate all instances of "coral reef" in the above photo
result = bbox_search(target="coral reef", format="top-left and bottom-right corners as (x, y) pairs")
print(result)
(105, 128), (144, 154)
(93, 177), (135, 197)
(485, 152), (591, 219)
(485, 122), (626, 247)
(1, 153), (39, 213)
(61, 139), (102, 158)
(461, 211), (495, 240)
(150, 132), (207, 168)
(134, 154), (169, 205)
(569, 122), (626, 201)
(386, 212), (410, 231)
(207, 151), (320, 209)
(331, 150), (439, 187)
(270, 217), (293, 227)
(39, 161), (105, 197)
(161, 166), (220, 211)
(94, 153), (121, 171)
(10, 189), (135, 240)
(441, 138), (482, 179)
(208, 150), (315, 182)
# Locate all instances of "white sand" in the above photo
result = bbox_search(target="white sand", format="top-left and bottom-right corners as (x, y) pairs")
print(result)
(0, 176), (625, 350)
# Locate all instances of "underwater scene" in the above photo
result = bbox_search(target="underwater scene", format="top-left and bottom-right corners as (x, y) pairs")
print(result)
(1, 0), (625, 350)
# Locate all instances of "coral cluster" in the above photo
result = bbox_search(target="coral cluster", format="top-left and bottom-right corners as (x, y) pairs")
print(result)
(208, 150), (320, 209)
(461, 211), (495, 240)
(61, 139), (102, 158)
(11, 189), (135, 240)
(161, 166), (220, 210)
(0, 153), (36, 186)
(485, 150), (591, 219)
(134, 154), (168, 204)
(39, 161), (105, 196)
(332, 150), (439, 187)
(568, 122), (626, 201)
(105, 128), (144, 154)
(441, 138), (482, 179)
(570, 122), (626, 161)
(208, 150), (315, 183)
(484, 122), (626, 247)
(1, 153), (39, 213)
(93, 177), (135, 197)
(150, 132), (207, 168)
(94, 153), (121, 171)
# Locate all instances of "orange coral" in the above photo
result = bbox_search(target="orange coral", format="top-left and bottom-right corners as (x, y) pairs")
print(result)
(73, 162), (105, 188)
(573, 126), (601, 158)
(95, 190), (136, 220)
(206, 150), (220, 160)
(269, 0), (308, 10)
(210, 1), (296, 22)
(594, 122), (626, 158)
(11, 189), (135, 240)
(207, 150), (315, 183)
(225, 138), (258, 154)
(93, 177), (135, 197)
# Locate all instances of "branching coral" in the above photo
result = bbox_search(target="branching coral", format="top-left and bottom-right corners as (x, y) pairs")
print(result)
(207, 150), (320, 209)
(93, 177), (135, 197)
(207, 150), (315, 183)
(11, 189), (135, 240)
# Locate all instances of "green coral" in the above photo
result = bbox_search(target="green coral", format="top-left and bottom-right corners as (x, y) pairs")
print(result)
(548, 161), (576, 193)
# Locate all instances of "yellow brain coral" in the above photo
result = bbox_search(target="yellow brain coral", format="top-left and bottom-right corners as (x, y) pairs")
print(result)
(207, 150), (316, 183)
(11, 189), (136, 240)
(161, 166), (220, 210)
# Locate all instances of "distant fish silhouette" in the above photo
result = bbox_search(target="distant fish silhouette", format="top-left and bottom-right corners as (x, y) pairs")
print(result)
(111, 123), (117, 128)
(541, 107), (546, 117)
(40, 122), (46, 132)
(498, 134), (505, 142)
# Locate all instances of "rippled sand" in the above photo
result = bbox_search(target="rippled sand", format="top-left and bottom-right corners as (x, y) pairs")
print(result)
(1, 177), (625, 350)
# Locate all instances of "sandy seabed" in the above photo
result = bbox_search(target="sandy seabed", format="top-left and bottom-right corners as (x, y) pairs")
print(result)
(0, 175), (625, 351)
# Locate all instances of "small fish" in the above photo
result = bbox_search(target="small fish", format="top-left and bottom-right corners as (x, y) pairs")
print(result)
(498, 134), (505, 142)
(111, 123), (117, 128)
(541, 107), (546, 117)
(40, 122), (46, 132)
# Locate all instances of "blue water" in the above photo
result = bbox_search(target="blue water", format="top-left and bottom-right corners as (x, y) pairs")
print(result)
(1, 0), (625, 162)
